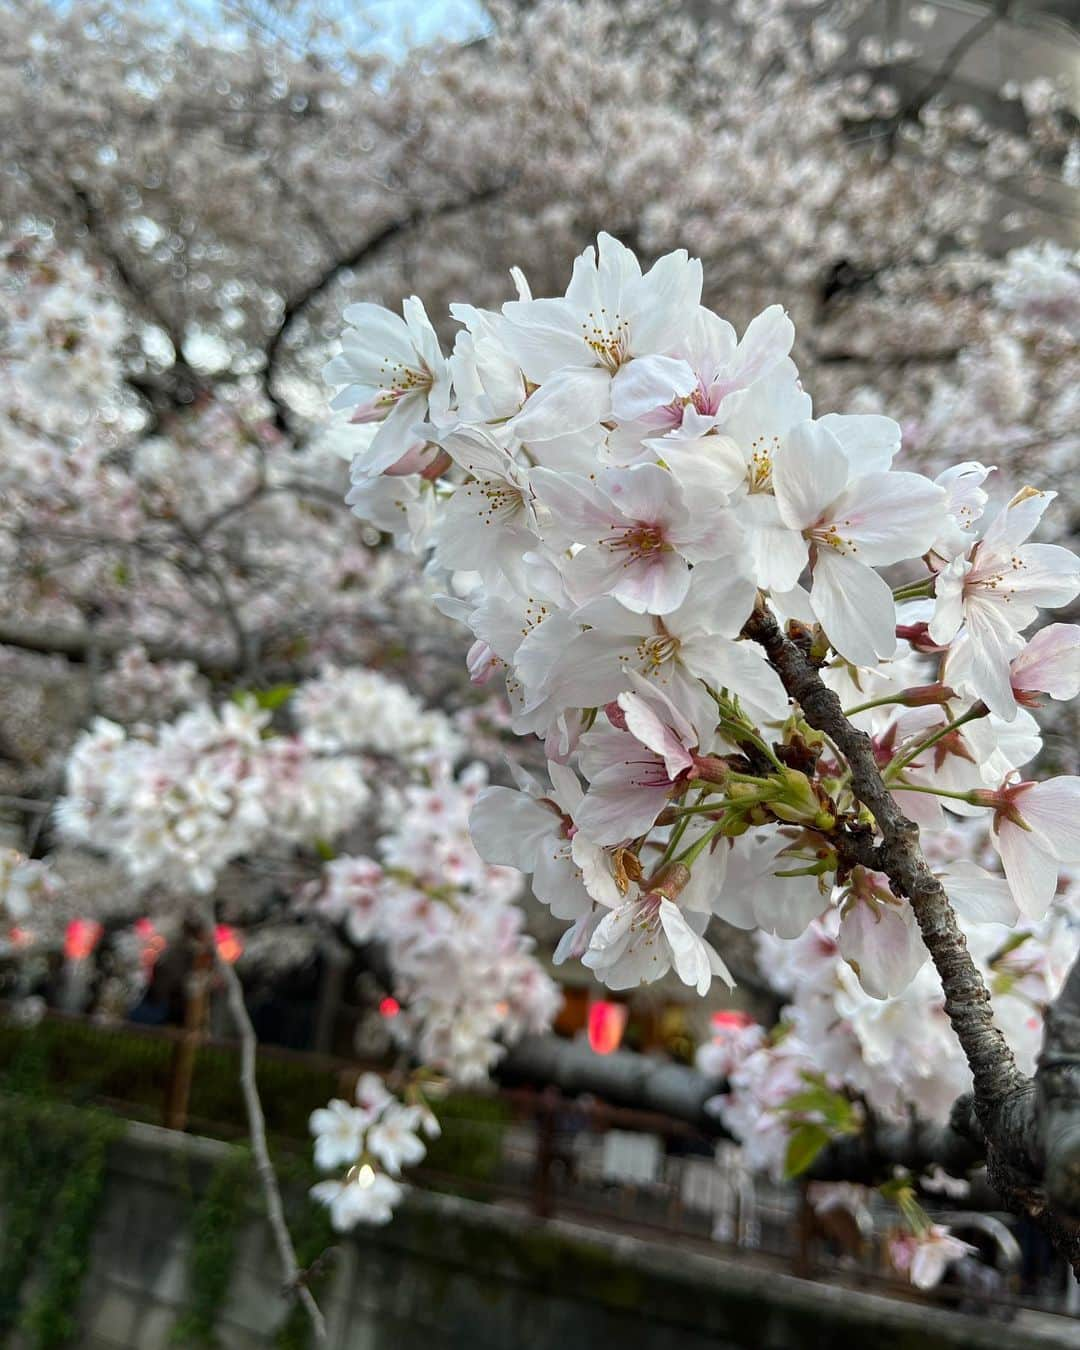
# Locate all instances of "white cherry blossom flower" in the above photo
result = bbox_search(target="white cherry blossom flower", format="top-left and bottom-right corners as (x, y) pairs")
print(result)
(837, 872), (927, 1000)
(978, 776), (1080, 918)
(310, 1170), (404, 1230)
(583, 888), (731, 995)
(575, 677), (700, 845)
(772, 420), (946, 666)
(545, 563), (784, 740)
(889, 1225), (975, 1290)
(309, 1099), (369, 1169)
(712, 829), (827, 939)
(530, 462), (737, 615)
(324, 297), (451, 474)
(366, 1103), (427, 1176)
(503, 232), (701, 438)
(929, 489), (1080, 718)
(469, 760), (616, 918)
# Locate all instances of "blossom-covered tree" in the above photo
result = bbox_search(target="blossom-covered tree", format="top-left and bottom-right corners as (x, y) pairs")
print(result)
(3, 0), (1080, 1336)
(328, 226), (1080, 1291)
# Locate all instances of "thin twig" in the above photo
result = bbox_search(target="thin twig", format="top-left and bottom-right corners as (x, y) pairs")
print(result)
(211, 927), (328, 1343)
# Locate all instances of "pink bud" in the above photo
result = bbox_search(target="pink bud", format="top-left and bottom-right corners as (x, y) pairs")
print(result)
(895, 623), (948, 655)
(899, 683), (956, 707)
(604, 699), (629, 731)
(466, 640), (501, 685)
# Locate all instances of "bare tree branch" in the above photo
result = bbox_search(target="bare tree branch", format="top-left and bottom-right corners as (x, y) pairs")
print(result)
(212, 924), (328, 1344)
(0, 618), (301, 682)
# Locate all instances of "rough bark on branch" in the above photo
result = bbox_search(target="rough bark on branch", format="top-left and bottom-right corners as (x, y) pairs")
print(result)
(743, 605), (1080, 1268)
(1039, 957), (1080, 1216)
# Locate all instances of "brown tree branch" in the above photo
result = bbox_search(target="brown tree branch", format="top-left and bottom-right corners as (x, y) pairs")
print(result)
(740, 605), (1080, 1268)
(262, 179), (513, 434)
(743, 606), (1025, 1111)
(0, 618), (302, 683)
(1039, 955), (1080, 1216)
(212, 928), (328, 1344)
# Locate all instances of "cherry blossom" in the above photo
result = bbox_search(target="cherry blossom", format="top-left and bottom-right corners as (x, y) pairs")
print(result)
(330, 231), (1080, 1024)
(324, 298), (451, 474)
(889, 1226), (976, 1290)
(502, 232), (702, 438)
(929, 490), (1080, 719)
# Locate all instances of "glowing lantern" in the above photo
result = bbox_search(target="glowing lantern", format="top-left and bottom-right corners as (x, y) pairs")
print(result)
(64, 918), (103, 961)
(379, 996), (400, 1018)
(587, 999), (628, 1056)
(214, 924), (243, 965)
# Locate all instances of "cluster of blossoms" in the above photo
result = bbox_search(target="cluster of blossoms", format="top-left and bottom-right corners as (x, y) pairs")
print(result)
(99, 645), (207, 724)
(55, 665), (475, 901)
(701, 862), (1079, 1177)
(324, 234), (1080, 1268)
(50, 662), (557, 1228)
(309, 1072), (438, 1230)
(305, 759), (561, 1086)
(0, 235), (127, 444)
(56, 699), (370, 895)
(327, 232), (1080, 1004)
(292, 665), (463, 761)
(0, 849), (56, 953)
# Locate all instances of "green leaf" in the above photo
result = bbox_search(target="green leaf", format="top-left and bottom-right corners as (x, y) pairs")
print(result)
(776, 1075), (858, 1133)
(783, 1123), (831, 1179)
(253, 683), (296, 711)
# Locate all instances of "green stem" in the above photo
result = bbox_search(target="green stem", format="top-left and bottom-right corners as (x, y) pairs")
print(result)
(885, 705), (987, 778)
(657, 801), (695, 870)
(674, 820), (728, 869)
(887, 781), (978, 804)
(842, 692), (908, 717)
(892, 577), (934, 602)
(668, 800), (725, 818)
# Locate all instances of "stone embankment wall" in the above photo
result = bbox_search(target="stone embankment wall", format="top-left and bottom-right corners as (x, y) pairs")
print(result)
(14, 1123), (1080, 1350)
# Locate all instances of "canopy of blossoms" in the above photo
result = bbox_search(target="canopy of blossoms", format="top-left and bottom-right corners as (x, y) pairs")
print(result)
(2, 0), (1079, 1318)
(327, 229), (1080, 1273)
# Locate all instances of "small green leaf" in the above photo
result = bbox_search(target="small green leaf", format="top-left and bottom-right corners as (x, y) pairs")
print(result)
(254, 683), (296, 711)
(783, 1123), (831, 1179)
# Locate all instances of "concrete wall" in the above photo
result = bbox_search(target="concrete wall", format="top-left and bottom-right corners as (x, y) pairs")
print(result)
(17, 1123), (1080, 1350)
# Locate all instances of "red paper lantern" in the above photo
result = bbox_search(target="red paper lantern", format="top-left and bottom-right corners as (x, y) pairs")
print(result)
(64, 918), (103, 961)
(587, 999), (628, 1055)
(214, 923), (244, 965)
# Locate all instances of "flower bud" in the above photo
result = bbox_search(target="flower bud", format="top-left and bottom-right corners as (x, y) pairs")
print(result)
(604, 699), (629, 731)
(691, 753), (729, 784)
(898, 683), (956, 708)
(895, 623), (948, 655)
(768, 768), (826, 825)
(647, 862), (691, 899)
